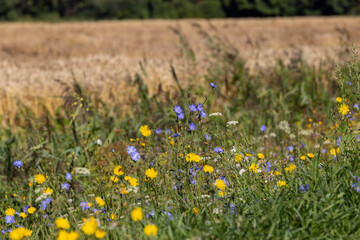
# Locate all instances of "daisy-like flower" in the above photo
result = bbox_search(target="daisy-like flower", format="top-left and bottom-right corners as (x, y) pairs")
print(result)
(110, 176), (119, 183)
(35, 174), (46, 184)
(43, 188), (53, 194)
(338, 103), (350, 115)
(139, 125), (151, 137)
(145, 168), (158, 180)
(249, 163), (259, 173)
(277, 180), (288, 187)
(95, 197), (105, 206)
(5, 208), (16, 216)
(203, 165), (214, 173)
(144, 224), (158, 237)
(215, 179), (226, 190)
(55, 217), (70, 229)
(114, 166), (124, 176)
(131, 207), (143, 222)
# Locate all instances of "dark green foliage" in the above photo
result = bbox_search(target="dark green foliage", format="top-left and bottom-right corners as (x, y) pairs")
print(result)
(0, 0), (359, 21)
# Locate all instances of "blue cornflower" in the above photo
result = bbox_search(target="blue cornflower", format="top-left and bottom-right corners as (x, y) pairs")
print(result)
(172, 132), (180, 138)
(163, 211), (174, 220)
(287, 145), (294, 152)
(65, 172), (72, 181)
(127, 146), (138, 155)
(354, 104), (360, 110)
(5, 215), (15, 224)
(265, 162), (271, 172)
(197, 103), (204, 112)
(260, 125), (267, 132)
(130, 152), (141, 162)
(210, 82), (217, 88)
(336, 137), (341, 146)
(44, 214), (49, 220)
(214, 147), (223, 153)
(205, 134), (211, 140)
(346, 81), (352, 86)
(156, 129), (162, 134)
(166, 129), (171, 135)
(13, 160), (23, 168)
(23, 206), (29, 213)
(45, 198), (52, 204)
(61, 183), (70, 190)
(174, 105), (183, 114)
(300, 184), (310, 193)
(80, 201), (90, 211)
(289, 154), (294, 161)
(321, 149), (327, 153)
(39, 201), (47, 211)
(146, 210), (155, 218)
(190, 178), (197, 185)
(189, 104), (197, 112)
(189, 123), (196, 131)
(200, 111), (207, 118)
(177, 111), (184, 120)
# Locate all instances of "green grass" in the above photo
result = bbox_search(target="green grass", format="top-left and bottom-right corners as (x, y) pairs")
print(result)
(1, 39), (360, 239)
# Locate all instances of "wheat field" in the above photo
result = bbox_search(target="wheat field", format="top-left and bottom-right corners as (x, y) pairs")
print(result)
(1, 17), (360, 124)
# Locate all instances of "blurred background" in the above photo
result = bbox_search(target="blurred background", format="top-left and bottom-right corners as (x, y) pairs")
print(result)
(0, 0), (360, 20)
(0, 0), (360, 127)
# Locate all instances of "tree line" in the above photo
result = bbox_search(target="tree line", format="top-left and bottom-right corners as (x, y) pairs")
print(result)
(0, 0), (359, 20)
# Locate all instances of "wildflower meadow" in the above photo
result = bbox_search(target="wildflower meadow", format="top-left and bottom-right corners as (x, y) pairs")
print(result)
(1, 37), (360, 239)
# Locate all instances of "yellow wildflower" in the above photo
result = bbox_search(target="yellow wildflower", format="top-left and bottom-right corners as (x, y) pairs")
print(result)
(95, 197), (105, 206)
(43, 187), (53, 194)
(234, 153), (243, 162)
(285, 163), (296, 173)
(95, 229), (106, 239)
(300, 155), (306, 160)
(67, 231), (80, 240)
(257, 153), (265, 159)
(55, 218), (70, 229)
(277, 180), (288, 187)
(140, 125), (151, 137)
(28, 207), (36, 214)
(5, 208), (15, 216)
(35, 174), (46, 184)
(203, 165), (214, 173)
(336, 97), (342, 103)
(110, 176), (119, 183)
(215, 179), (226, 190)
(339, 103), (350, 115)
(9, 228), (25, 240)
(114, 166), (124, 176)
(145, 168), (158, 180)
(307, 153), (314, 158)
(192, 207), (199, 215)
(144, 224), (158, 237)
(82, 217), (98, 235)
(131, 207), (143, 222)
(186, 153), (201, 162)
(249, 163), (259, 173)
